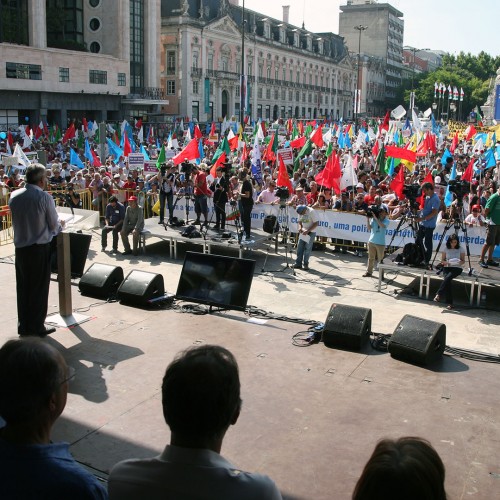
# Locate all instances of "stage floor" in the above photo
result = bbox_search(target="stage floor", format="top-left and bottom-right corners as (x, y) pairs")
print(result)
(1, 233), (500, 499)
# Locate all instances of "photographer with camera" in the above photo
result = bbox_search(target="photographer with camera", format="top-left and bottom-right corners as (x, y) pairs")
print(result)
(65, 182), (81, 209)
(363, 202), (389, 277)
(211, 166), (229, 230)
(157, 162), (176, 225)
(415, 182), (440, 269)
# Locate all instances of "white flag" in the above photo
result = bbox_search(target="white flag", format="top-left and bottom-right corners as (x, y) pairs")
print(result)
(340, 155), (358, 191)
(412, 108), (422, 133)
(137, 126), (143, 143)
(13, 143), (31, 168)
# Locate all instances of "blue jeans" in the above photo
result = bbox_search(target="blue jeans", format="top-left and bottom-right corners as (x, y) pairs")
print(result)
(295, 232), (316, 267)
(416, 225), (434, 264)
(437, 267), (462, 305)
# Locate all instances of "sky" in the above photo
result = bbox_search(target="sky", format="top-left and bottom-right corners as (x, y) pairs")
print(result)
(244, 0), (500, 58)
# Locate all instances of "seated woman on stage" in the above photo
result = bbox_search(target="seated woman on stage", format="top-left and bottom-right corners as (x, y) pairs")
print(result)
(434, 233), (465, 310)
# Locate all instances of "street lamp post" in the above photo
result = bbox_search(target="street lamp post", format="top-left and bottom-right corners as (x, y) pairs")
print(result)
(240, 0), (246, 127)
(354, 25), (367, 133)
(404, 46), (430, 116)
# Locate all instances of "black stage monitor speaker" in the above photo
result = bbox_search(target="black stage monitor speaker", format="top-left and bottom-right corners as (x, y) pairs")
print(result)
(388, 315), (446, 366)
(117, 270), (165, 306)
(79, 263), (124, 299)
(322, 303), (372, 350)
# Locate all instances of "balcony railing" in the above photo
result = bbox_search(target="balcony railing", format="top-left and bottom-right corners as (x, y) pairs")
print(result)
(190, 67), (202, 77)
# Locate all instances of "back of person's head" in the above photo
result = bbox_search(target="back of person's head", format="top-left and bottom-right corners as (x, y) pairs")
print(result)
(0, 338), (66, 424)
(352, 437), (447, 500)
(162, 345), (241, 441)
(25, 163), (46, 185)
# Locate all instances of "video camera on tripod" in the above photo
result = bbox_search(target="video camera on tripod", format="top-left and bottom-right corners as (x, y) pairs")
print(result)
(275, 186), (290, 207)
(402, 184), (422, 210)
(447, 180), (470, 203)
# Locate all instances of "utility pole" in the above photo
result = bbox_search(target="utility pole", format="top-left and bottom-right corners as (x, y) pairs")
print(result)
(240, 0), (246, 127)
(354, 25), (367, 133)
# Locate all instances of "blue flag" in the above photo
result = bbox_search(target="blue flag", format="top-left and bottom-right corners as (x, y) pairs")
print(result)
(106, 138), (124, 163)
(444, 163), (457, 207)
(387, 157), (396, 177)
(484, 147), (496, 169)
(196, 139), (204, 165)
(441, 148), (452, 166)
(431, 114), (439, 134)
(140, 144), (150, 160)
(84, 139), (94, 166)
(344, 132), (352, 149)
(70, 147), (84, 169)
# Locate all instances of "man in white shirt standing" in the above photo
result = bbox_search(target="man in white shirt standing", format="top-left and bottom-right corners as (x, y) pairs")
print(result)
(293, 205), (319, 271)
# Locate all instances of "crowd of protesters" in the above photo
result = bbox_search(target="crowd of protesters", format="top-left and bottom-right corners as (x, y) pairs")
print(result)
(1, 117), (499, 266)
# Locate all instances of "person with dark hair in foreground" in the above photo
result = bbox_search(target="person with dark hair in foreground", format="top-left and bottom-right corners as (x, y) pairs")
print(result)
(0, 338), (108, 499)
(109, 345), (282, 500)
(352, 436), (447, 500)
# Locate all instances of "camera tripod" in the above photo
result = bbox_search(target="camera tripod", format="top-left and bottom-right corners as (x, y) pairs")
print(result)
(431, 205), (473, 276)
(171, 185), (194, 225)
(387, 202), (423, 255)
(261, 203), (295, 275)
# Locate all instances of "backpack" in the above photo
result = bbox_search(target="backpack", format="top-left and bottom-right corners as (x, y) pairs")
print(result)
(401, 243), (424, 266)
(181, 225), (201, 238)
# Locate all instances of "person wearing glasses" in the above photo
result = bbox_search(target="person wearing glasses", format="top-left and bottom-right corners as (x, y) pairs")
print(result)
(0, 338), (108, 499)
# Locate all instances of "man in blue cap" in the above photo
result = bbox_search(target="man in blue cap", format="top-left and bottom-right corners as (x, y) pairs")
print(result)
(293, 205), (319, 270)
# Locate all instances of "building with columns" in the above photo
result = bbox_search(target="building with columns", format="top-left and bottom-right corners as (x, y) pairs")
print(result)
(160, 0), (356, 123)
(0, 0), (165, 129)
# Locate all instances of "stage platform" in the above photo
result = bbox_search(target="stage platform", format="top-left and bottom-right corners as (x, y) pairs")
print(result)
(141, 216), (281, 259)
(378, 250), (500, 306)
(1, 232), (500, 499)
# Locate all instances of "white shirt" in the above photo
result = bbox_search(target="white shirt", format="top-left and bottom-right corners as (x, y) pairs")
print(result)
(108, 445), (282, 500)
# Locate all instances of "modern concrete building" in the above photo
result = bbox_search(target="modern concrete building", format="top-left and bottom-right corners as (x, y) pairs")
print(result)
(0, 0), (165, 129)
(339, 0), (404, 111)
(160, 0), (356, 123)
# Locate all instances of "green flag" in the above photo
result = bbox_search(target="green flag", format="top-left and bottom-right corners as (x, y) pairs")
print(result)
(54, 126), (62, 143)
(77, 130), (84, 150)
(156, 144), (166, 169)
(376, 146), (386, 175)
(293, 138), (313, 172)
(212, 137), (230, 163)
(325, 142), (333, 158)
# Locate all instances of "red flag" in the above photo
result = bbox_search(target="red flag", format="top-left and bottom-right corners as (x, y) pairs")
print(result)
(7, 131), (14, 146)
(461, 157), (475, 183)
(173, 138), (201, 165)
(416, 139), (428, 157)
(310, 126), (324, 148)
(290, 136), (306, 149)
(82, 117), (88, 133)
(465, 125), (476, 141)
(135, 118), (142, 129)
(210, 122), (216, 135)
(380, 110), (390, 132)
(390, 166), (405, 199)
(450, 131), (459, 153)
(194, 124), (203, 140)
(62, 123), (76, 143)
(123, 133), (132, 157)
(210, 151), (226, 177)
(297, 121), (304, 136)
(315, 152), (341, 195)
(228, 135), (239, 151)
(91, 149), (102, 167)
(417, 171), (434, 208)
(277, 154), (293, 193)
(262, 134), (275, 163)
(386, 145), (417, 163)
(371, 139), (380, 159)
(240, 143), (249, 163)
(34, 121), (43, 140)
